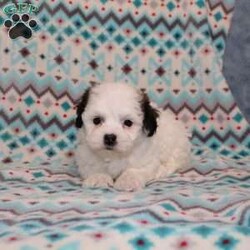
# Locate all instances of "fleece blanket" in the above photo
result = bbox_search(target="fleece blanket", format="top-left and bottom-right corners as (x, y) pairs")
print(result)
(0, 0), (250, 249)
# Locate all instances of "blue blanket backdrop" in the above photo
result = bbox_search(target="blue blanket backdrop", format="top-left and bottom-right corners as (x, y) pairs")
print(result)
(223, 0), (250, 122)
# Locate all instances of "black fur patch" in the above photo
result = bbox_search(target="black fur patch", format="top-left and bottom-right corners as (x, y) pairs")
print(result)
(75, 89), (90, 128)
(141, 93), (159, 137)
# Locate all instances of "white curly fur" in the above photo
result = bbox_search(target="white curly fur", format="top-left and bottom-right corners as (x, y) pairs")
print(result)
(75, 82), (191, 191)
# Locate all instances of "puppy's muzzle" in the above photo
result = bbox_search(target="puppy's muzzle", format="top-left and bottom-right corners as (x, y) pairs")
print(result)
(104, 134), (117, 149)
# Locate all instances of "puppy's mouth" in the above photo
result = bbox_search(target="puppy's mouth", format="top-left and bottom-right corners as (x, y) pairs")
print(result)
(105, 146), (115, 151)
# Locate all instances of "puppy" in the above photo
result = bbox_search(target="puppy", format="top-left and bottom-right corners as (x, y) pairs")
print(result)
(75, 82), (191, 191)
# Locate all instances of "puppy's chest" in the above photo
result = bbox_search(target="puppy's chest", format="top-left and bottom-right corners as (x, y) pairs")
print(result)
(103, 157), (129, 179)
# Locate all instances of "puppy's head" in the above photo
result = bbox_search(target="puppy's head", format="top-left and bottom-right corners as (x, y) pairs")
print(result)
(75, 83), (158, 154)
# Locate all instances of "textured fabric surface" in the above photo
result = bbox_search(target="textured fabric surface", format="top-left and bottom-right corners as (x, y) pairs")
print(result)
(0, 0), (250, 249)
(0, 156), (249, 249)
(223, 0), (250, 123)
(0, 0), (249, 163)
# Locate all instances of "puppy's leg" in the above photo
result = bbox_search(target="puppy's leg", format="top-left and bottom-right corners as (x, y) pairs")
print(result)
(83, 173), (114, 188)
(156, 146), (191, 179)
(114, 168), (153, 191)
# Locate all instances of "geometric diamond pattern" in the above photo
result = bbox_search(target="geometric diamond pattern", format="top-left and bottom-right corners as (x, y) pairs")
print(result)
(0, 0), (249, 164)
(0, 162), (249, 249)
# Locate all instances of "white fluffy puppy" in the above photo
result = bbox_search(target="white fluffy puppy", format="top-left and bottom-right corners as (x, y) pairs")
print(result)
(75, 82), (191, 191)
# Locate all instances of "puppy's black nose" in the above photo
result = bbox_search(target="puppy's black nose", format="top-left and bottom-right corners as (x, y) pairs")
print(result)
(104, 134), (117, 147)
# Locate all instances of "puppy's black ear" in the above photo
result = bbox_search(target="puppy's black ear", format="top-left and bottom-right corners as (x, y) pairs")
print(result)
(141, 92), (159, 137)
(75, 89), (90, 128)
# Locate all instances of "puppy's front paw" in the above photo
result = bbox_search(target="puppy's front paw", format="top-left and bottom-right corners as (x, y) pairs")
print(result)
(83, 173), (113, 188)
(114, 171), (144, 191)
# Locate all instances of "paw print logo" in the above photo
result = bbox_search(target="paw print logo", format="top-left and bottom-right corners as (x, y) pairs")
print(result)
(4, 14), (37, 39)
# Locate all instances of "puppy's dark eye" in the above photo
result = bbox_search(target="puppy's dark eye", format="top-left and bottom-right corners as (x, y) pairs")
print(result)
(124, 120), (133, 127)
(93, 117), (102, 125)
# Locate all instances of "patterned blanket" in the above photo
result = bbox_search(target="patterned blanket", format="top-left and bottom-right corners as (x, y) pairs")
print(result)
(0, 0), (250, 249)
